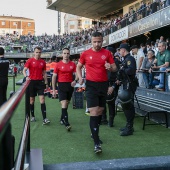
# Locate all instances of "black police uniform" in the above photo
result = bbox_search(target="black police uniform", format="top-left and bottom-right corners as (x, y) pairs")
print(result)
(0, 57), (9, 106)
(118, 53), (137, 136)
(102, 57), (121, 127)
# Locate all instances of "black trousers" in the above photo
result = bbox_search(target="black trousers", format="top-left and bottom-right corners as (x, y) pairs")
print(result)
(0, 78), (8, 107)
(122, 82), (137, 126)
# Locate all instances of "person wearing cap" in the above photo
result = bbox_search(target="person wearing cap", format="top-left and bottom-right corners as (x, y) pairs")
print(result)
(101, 46), (121, 127)
(118, 43), (137, 136)
(131, 45), (145, 87)
(76, 32), (117, 154)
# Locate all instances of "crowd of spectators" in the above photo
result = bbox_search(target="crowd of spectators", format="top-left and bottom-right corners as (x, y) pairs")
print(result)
(113, 35), (170, 92)
(0, 0), (170, 53)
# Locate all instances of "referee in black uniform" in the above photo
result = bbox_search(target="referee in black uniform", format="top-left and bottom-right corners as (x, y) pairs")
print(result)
(0, 47), (9, 107)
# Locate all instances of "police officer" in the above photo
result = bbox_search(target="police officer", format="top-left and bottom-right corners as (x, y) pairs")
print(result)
(101, 46), (121, 127)
(118, 43), (137, 136)
(0, 47), (9, 106)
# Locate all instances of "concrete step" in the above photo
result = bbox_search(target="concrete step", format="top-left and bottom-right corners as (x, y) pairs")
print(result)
(43, 155), (170, 170)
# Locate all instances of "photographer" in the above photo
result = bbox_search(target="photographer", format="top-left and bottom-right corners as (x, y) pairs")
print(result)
(117, 43), (138, 136)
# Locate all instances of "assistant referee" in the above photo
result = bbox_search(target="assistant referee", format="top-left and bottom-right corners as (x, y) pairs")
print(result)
(23, 46), (50, 125)
(52, 48), (77, 131)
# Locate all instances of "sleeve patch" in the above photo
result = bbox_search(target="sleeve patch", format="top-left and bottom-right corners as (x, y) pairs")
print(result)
(127, 61), (131, 65)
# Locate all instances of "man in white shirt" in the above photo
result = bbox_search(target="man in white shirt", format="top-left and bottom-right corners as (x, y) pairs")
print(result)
(131, 45), (145, 87)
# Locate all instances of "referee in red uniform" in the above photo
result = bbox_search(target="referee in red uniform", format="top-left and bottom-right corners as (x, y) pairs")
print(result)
(52, 48), (77, 131)
(77, 32), (117, 153)
(23, 46), (50, 125)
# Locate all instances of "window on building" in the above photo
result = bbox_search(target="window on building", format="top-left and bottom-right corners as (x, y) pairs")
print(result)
(28, 23), (31, 27)
(69, 21), (75, 25)
(78, 20), (82, 26)
(13, 22), (17, 26)
(85, 20), (90, 24)
(1, 21), (5, 26)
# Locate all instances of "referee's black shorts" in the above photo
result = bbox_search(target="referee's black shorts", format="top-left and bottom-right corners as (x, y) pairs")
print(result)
(58, 82), (74, 102)
(29, 80), (46, 97)
(85, 80), (108, 108)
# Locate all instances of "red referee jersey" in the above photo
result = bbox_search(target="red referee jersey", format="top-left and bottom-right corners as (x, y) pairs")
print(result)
(53, 60), (76, 82)
(79, 48), (114, 82)
(24, 57), (46, 80)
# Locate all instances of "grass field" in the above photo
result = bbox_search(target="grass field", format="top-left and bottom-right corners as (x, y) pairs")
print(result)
(8, 75), (170, 165)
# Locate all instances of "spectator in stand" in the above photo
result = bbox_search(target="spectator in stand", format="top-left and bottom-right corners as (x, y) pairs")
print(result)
(138, 1), (146, 18)
(146, 42), (152, 52)
(146, 2), (152, 16)
(151, 41), (158, 56)
(140, 43), (147, 56)
(128, 8), (136, 24)
(166, 0), (170, 6)
(166, 38), (170, 51)
(160, 0), (166, 9)
(159, 36), (164, 42)
(151, 0), (159, 14)
(142, 50), (155, 88)
(151, 41), (170, 91)
(131, 45), (145, 87)
(13, 65), (17, 77)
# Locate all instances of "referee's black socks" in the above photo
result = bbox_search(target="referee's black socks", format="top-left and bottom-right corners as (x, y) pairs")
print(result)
(90, 116), (99, 145)
(30, 104), (35, 117)
(41, 103), (46, 120)
(98, 115), (102, 125)
(62, 108), (69, 125)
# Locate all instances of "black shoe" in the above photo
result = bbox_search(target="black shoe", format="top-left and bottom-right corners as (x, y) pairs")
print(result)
(90, 134), (103, 144)
(101, 119), (108, 125)
(65, 124), (71, 131)
(120, 127), (133, 136)
(94, 144), (102, 154)
(108, 118), (114, 127)
(120, 126), (134, 132)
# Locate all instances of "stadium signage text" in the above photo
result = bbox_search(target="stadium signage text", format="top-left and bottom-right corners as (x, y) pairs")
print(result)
(109, 27), (128, 44)
(128, 12), (160, 37)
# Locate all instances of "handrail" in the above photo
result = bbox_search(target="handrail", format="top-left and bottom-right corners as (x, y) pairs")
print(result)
(8, 74), (16, 92)
(14, 116), (30, 170)
(0, 80), (30, 139)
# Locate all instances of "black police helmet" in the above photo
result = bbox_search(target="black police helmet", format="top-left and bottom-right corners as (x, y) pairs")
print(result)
(118, 89), (132, 103)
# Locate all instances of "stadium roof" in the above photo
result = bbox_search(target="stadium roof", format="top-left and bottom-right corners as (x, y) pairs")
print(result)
(47, 0), (136, 19)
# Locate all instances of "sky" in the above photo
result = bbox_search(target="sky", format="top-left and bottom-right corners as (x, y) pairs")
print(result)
(0, 0), (58, 35)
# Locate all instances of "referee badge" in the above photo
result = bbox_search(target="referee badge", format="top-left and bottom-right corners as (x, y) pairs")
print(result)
(127, 61), (131, 65)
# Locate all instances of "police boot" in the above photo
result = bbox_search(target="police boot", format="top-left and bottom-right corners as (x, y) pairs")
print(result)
(120, 123), (134, 136)
(108, 116), (114, 127)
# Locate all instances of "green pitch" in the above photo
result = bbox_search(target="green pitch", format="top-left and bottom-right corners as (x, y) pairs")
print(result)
(8, 75), (170, 164)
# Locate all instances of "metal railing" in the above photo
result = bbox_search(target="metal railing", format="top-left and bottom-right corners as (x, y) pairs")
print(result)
(138, 70), (170, 92)
(0, 80), (30, 170)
